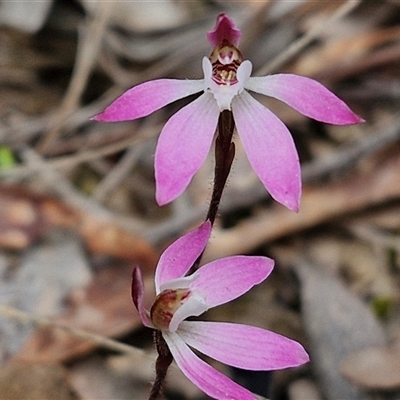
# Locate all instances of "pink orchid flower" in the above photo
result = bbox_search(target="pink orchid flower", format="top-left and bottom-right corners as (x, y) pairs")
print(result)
(132, 221), (309, 399)
(93, 14), (363, 211)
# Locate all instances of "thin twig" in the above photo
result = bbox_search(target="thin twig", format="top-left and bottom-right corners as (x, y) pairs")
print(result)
(37, 2), (112, 153)
(257, 0), (363, 75)
(346, 221), (400, 252)
(0, 127), (157, 180)
(20, 146), (116, 219)
(92, 143), (142, 203)
(0, 304), (146, 359)
(19, 146), (148, 233)
(301, 115), (400, 181)
(0, 87), (122, 146)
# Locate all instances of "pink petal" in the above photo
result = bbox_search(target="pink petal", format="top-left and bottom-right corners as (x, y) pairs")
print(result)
(163, 331), (257, 400)
(92, 79), (203, 122)
(245, 74), (364, 125)
(155, 221), (212, 293)
(232, 91), (301, 211)
(131, 267), (152, 327)
(155, 92), (219, 205)
(207, 13), (241, 47)
(190, 255), (274, 308)
(178, 321), (310, 370)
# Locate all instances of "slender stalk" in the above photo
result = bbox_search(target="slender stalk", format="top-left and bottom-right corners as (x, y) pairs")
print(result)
(207, 110), (235, 224)
(149, 330), (173, 400)
(188, 110), (235, 274)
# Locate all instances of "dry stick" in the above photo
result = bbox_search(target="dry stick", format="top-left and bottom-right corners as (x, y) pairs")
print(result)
(0, 114), (52, 144)
(300, 115), (400, 181)
(20, 146), (117, 219)
(236, 0), (275, 53)
(0, 86), (122, 146)
(316, 39), (400, 84)
(0, 129), (156, 180)
(92, 143), (142, 203)
(44, 125), (138, 158)
(257, 0), (363, 75)
(19, 146), (148, 235)
(346, 221), (400, 253)
(37, 2), (112, 153)
(0, 305), (146, 359)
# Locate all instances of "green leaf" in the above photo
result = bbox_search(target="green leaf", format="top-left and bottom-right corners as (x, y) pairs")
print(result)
(0, 146), (16, 169)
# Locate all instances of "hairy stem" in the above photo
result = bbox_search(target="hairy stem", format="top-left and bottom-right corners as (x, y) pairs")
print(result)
(189, 110), (235, 275)
(207, 110), (235, 224)
(149, 330), (173, 400)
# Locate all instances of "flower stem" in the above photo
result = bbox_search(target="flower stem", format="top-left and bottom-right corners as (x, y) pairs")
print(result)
(207, 110), (235, 224)
(189, 111), (235, 274)
(148, 330), (173, 400)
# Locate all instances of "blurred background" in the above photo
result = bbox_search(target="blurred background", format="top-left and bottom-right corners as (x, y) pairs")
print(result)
(1, 0), (400, 399)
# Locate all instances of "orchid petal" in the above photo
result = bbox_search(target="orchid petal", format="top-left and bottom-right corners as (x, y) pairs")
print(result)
(131, 267), (152, 328)
(245, 74), (364, 125)
(237, 60), (253, 84)
(159, 274), (198, 292)
(232, 91), (301, 211)
(92, 79), (203, 122)
(207, 13), (241, 47)
(155, 221), (211, 293)
(155, 92), (219, 205)
(169, 295), (208, 332)
(179, 321), (310, 370)
(163, 331), (256, 400)
(190, 256), (274, 308)
(203, 57), (252, 111)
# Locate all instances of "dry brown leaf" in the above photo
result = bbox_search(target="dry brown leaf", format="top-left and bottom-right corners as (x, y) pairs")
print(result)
(0, 184), (157, 268)
(0, 185), (78, 249)
(78, 214), (157, 268)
